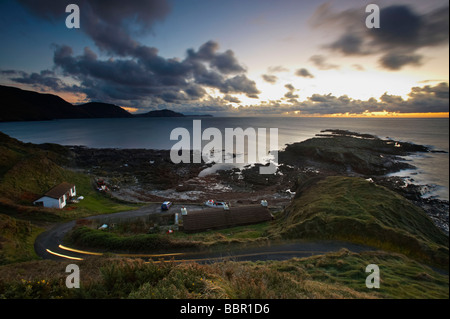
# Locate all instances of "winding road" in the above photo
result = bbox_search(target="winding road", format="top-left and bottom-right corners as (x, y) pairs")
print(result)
(34, 203), (375, 263)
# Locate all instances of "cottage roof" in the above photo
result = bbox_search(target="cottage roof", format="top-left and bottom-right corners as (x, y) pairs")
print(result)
(44, 182), (75, 199)
(182, 205), (273, 232)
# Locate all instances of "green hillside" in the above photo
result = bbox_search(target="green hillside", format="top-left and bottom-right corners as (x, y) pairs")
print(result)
(272, 176), (449, 267)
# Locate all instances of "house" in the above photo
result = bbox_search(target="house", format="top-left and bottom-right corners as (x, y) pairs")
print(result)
(182, 205), (273, 233)
(33, 182), (76, 209)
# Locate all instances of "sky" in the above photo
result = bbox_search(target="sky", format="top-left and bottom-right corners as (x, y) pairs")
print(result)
(0, 0), (448, 117)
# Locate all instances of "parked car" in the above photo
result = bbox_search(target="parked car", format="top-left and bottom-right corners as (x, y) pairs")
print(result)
(205, 199), (229, 210)
(161, 201), (172, 210)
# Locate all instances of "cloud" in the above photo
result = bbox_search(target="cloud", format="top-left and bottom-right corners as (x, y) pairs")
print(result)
(187, 41), (246, 74)
(49, 40), (258, 104)
(4, 39), (259, 109)
(262, 74), (278, 84)
(283, 84), (299, 103)
(311, 2), (449, 71)
(309, 55), (340, 70)
(379, 52), (422, 70)
(221, 75), (260, 97)
(3, 69), (82, 94)
(223, 95), (241, 104)
(235, 82), (448, 116)
(328, 34), (366, 55)
(15, 1), (260, 108)
(19, 0), (171, 56)
(295, 68), (314, 78)
(267, 65), (289, 73)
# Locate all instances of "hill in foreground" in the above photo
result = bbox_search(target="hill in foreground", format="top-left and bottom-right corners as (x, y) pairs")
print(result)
(0, 249), (448, 299)
(272, 175), (448, 267)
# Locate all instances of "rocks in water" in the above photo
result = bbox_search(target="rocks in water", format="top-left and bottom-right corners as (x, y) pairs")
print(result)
(278, 129), (431, 176)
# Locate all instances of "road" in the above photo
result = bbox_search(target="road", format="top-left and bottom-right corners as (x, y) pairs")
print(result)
(34, 203), (376, 263)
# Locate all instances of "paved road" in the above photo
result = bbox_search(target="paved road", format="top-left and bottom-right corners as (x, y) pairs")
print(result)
(34, 203), (203, 260)
(35, 203), (376, 263)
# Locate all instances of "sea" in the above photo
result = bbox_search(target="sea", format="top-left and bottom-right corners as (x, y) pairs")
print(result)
(0, 117), (448, 200)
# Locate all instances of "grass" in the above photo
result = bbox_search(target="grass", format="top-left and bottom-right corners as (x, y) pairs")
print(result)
(272, 176), (449, 268)
(0, 133), (142, 264)
(0, 249), (447, 299)
(62, 219), (274, 255)
(0, 132), (140, 218)
(0, 132), (448, 299)
(0, 214), (43, 265)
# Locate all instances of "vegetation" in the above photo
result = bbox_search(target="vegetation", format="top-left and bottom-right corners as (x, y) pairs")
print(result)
(0, 249), (447, 299)
(63, 222), (272, 255)
(0, 132), (448, 299)
(0, 132), (141, 264)
(0, 214), (42, 264)
(272, 176), (449, 268)
(64, 175), (449, 270)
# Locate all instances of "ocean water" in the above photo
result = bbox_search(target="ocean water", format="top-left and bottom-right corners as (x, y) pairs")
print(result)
(0, 117), (448, 200)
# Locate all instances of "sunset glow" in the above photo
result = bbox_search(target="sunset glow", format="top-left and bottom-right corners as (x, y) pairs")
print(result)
(0, 0), (448, 117)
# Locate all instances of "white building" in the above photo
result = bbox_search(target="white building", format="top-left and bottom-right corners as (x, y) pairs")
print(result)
(33, 182), (76, 209)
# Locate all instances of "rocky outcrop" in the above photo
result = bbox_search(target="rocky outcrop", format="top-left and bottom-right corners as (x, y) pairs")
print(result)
(278, 129), (435, 176)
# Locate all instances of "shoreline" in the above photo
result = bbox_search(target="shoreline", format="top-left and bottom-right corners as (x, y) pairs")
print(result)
(62, 129), (448, 235)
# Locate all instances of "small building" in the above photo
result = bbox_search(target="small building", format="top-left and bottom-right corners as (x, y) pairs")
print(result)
(182, 205), (273, 233)
(33, 182), (76, 209)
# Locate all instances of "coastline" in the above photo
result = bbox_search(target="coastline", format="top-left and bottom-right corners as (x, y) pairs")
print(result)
(61, 129), (449, 235)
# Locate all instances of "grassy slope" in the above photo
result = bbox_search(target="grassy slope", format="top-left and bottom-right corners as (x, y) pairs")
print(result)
(272, 176), (448, 267)
(0, 214), (42, 264)
(0, 133), (140, 264)
(0, 250), (447, 299)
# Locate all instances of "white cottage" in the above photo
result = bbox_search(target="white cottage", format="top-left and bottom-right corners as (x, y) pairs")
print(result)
(33, 182), (76, 209)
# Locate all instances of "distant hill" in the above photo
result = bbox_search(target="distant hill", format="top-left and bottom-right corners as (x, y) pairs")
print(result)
(0, 85), (210, 121)
(0, 85), (91, 121)
(134, 109), (185, 118)
(76, 102), (134, 118)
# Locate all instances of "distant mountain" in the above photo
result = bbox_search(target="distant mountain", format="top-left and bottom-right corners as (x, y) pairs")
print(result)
(76, 102), (134, 118)
(135, 109), (185, 118)
(0, 85), (211, 121)
(0, 85), (91, 121)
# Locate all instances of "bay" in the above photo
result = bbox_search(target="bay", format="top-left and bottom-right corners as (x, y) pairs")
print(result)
(0, 117), (448, 200)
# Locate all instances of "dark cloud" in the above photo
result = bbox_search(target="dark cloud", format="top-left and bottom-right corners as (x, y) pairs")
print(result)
(50, 40), (258, 104)
(15, 1), (259, 107)
(19, 0), (171, 56)
(185, 85), (207, 99)
(379, 52), (422, 70)
(223, 95), (241, 103)
(187, 41), (246, 74)
(222, 75), (260, 98)
(328, 34), (366, 55)
(283, 84), (299, 103)
(262, 74), (278, 84)
(311, 3), (449, 71)
(295, 68), (314, 78)
(3, 68), (82, 94)
(371, 5), (422, 47)
(409, 82), (449, 100)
